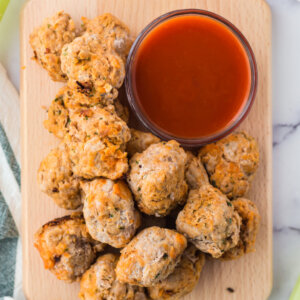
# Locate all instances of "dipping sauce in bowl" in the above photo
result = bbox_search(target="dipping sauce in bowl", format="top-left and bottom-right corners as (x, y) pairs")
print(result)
(126, 9), (257, 146)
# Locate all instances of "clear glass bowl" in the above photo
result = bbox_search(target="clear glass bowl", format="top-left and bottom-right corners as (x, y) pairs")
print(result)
(125, 9), (257, 147)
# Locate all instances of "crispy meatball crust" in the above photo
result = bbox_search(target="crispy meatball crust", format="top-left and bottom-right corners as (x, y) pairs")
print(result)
(79, 254), (147, 300)
(37, 143), (81, 210)
(199, 132), (259, 199)
(116, 226), (187, 287)
(43, 89), (70, 139)
(221, 198), (260, 260)
(126, 129), (160, 157)
(34, 213), (105, 282)
(44, 86), (127, 139)
(65, 106), (130, 179)
(81, 13), (133, 60)
(176, 185), (241, 258)
(29, 11), (76, 81)
(67, 105), (130, 144)
(127, 141), (188, 217)
(60, 32), (125, 96)
(185, 151), (209, 190)
(147, 244), (205, 300)
(81, 178), (140, 248)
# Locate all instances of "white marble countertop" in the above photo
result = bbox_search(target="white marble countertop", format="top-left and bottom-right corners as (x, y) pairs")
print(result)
(1, 0), (299, 299)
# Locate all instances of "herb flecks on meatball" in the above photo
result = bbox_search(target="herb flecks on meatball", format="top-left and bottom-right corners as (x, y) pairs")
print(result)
(79, 253), (147, 300)
(199, 132), (259, 199)
(81, 13), (133, 60)
(81, 178), (140, 248)
(30, 11), (76, 81)
(176, 185), (241, 258)
(64, 105), (131, 180)
(128, 141), (188, 217)
(116, 226), (187, 287)
(61, 32), (125, 96)
(126, 129), (160, 157)
(147, 244), (205, 300)
(37, 143), (81, 210)
(34, 213), (105, 282)
(221, 198), (260, 260)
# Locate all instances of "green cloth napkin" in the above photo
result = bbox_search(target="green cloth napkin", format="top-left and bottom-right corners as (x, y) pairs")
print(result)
(0, 63), (22, 300)
(0, 191), (18, 297)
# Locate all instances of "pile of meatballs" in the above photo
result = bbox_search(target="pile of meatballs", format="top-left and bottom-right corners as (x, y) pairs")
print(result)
(31, 11), (261, 300)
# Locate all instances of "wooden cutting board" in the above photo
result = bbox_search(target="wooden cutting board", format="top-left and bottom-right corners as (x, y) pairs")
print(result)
(20, 0), (272, 299)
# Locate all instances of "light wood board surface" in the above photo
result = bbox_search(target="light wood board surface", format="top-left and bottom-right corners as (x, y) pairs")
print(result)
(21, 0), (272, 299)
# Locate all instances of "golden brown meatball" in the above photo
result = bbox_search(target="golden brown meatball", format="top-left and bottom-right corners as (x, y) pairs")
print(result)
(81, 178), (140, 248)
(59, 85), (117, 109)
(64, 106), (131, 179)
(127, 141), (188, 217)
(37, 143), (81, 210)
(29, 11), (76, 81)
(34, 213), (105, 283)
(221, 198), (260, 260)
(176, 185), (241, 258)
(199, 132), (259, 199)
(44, 86), (127, 139)
(81, 13), (133, 60)
(116, 226), (187, 287)
(126, 129), (160, 157)
(147, 244), (205, 300)
(79, 253), (147, 300)
(65, 136), (129, 180)
(60, 32), (125, 96)
(67, 104), (130, 149)
(43, 89), (70, 139)
(185, 151), (209, 190)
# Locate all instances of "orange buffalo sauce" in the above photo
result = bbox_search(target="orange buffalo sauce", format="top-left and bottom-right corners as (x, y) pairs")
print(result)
(131, 15), (251, 139)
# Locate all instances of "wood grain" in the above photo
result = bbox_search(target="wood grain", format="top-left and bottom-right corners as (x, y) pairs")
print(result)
(20, 0), (272, 299)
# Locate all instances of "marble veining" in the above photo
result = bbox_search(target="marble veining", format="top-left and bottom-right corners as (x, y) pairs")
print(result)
(269, 1), (300, 299)
(273, 122), (300, 147)
(273, 226), (300, 233)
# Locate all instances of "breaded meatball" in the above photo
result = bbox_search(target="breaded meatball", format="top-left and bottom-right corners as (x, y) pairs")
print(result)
(43, 90), (70, 139)
(65, 106), (131, 179)
(44, 86), (127, 139)
(34, 213), (105, 282)
(81, 13), (133, 60)
(79, 253), (147, 300)
(81, 178), (140, 248)
(60, 32), (125, 96)
(199, 132), (259, 199)
(29, 11), (76, 81)
(147, 244), (205, 300)
(221, 198), (260, 260)
(116, 226), (187, 287)
(65, 136), (129, 180)
(66, 104), (130, 144)
(37, 143), (81, 210)
(126, 129), (160, 157)
(176, 185), (241, 258)
(127, 141), (188, 217)
(185, 151), (209, 189)
(59, 85), (117, 109)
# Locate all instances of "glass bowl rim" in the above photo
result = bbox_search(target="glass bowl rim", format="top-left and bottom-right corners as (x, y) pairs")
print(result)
(125, 8), (258, 147)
